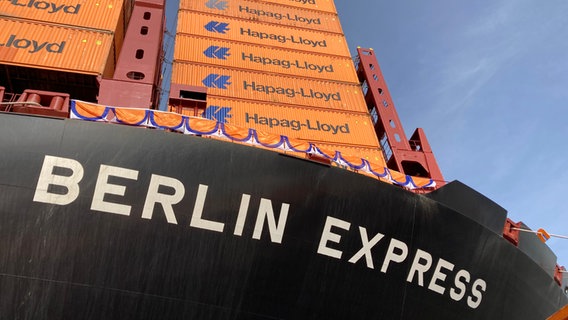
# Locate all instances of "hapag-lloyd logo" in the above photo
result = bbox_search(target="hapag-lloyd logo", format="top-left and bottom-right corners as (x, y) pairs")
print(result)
(245, 113), (350, 135)
(6, 0), (81, 14)
(0, 35), (66, 54)
(240, 28), (327, 48)
(239, 6), (321, 25)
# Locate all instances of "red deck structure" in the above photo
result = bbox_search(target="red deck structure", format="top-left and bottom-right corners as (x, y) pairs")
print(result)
(355, 47), (445, 186)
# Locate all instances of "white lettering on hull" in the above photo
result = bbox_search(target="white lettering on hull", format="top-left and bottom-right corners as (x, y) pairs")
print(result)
(32, 155), (290, 244)
(316, 216), (487, 309)
(32, 155), (487, 309)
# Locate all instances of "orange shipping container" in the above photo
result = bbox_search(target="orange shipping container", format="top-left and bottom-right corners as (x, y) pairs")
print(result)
(176, 10), (350, 57)
(179, 0), (342, 33)
(203, 96), (379, 147)
(0, 18), (115, 77)
(171, 62), (368, 112)
(0, 0), (128, 32)
(174, 35), (358, 83)
(261, 0), (337, 14)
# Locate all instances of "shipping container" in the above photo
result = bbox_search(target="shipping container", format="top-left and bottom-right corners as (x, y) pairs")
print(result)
(201, 96), (378, 147)
(0, 0), (128, 33)
(260, 0), (337, 14)
(0, 18), (115, 77)
(176, 10), (350, 57)
(174, 35), (358, 83)
(171, 62), (368, 112)
(179, 0), (342, 33)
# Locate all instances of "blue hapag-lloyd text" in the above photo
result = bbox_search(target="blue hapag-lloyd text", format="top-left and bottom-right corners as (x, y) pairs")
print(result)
(245, 113), (350, 135)
(239, 6), (321, 25)
(241, 52), (334, 73)
(240, 28), (327, 48)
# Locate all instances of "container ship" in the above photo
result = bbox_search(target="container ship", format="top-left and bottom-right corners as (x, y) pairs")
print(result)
(1, 0), (567, 319)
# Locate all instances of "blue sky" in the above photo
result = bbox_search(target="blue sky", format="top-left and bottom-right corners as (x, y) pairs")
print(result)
(335, 0), (568, 265)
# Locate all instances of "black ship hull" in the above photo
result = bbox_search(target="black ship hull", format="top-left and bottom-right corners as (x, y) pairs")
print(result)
(0, 112), (566, 319)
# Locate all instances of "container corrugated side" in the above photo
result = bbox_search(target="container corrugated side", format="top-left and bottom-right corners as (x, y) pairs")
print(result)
(176, 10), (350, 57)
(179, 0), (342, 33)
(0, 18), (115, 76)
(0, 0), (127, 32)
(174, 35), (358, 83)
(261, 0), (337, 14)
(206, 96), (378, 147)
(171, 62), (368, 112)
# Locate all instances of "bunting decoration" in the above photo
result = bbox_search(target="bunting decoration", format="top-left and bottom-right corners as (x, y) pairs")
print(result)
(70, 100), (437, 190)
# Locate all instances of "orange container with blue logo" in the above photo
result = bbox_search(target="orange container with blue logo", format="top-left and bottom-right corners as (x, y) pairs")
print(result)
(179, 0), (342, 33)
(174, 34), (358, 83)
(171, 61), (367, 112)
(176, 10), (350, 57)
(199, 96), (379, 147)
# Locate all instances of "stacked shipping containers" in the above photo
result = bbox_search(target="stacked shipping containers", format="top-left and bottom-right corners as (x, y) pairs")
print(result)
(0, 0), (133, 77)
(171, 0), (385, 165)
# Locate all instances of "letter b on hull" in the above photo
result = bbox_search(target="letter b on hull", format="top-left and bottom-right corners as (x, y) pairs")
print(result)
(33, 155), (84, 205)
